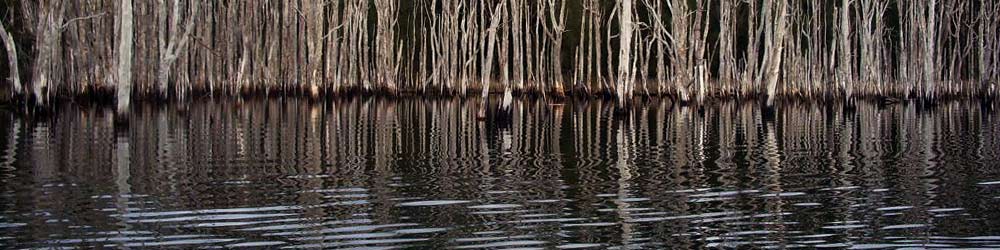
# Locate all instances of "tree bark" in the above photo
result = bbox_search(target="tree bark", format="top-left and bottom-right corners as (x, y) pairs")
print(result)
(156, 0), (199, 98)
(30, 0), (66, 107)
(838, 0), (853, 98)
(617, 0), (634, 106)
(922, 0), (937, 99)
(764, 0), (788, 106)
(117, 0), (134, 115)
(0, 21), (22, 95)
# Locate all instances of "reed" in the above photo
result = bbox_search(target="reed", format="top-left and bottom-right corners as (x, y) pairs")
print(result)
(1, 0), (998, 112)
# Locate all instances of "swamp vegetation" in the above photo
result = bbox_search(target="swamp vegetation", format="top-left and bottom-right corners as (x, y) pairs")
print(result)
(0, 0), (999, 113)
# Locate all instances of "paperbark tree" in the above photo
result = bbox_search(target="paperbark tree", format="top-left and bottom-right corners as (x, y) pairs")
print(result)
(117, 0), (134, 115)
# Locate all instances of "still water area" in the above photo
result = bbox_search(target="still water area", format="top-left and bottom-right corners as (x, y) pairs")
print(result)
(1, 98), (999, 249)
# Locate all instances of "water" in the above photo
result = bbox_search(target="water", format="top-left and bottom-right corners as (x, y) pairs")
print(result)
(1, 98), (1000, 249)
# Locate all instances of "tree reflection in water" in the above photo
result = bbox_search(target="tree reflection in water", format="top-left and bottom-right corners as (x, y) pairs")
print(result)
(0, 99), (999, 248)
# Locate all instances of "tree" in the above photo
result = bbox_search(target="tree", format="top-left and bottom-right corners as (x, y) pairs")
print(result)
(0, 20), (22, 95)
(117, 0), (134, 115)
(156, 0), (199, 99)
(763, 0), (788, 106)
(616, 0), (635, 106)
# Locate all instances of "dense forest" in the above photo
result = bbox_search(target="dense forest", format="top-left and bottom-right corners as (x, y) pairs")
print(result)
(1, 0), (998, 113)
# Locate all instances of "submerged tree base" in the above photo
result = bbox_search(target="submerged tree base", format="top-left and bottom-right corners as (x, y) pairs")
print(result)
(3, 82), (997, 120)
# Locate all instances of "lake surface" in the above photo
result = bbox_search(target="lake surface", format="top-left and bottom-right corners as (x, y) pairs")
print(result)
(2, 98), (1000, 249)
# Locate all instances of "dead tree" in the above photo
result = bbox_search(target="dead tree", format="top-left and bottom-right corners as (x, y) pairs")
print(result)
(616, 0), (635, 106)
(980, 0), (1000, 96)
(375, 0), (400, 94)
(668, 0), (692, 102)
(691, 0), (710, 103)
(544, 0), (568, 96)
(27, 0), (66, 107)
(0, 21), (22, 95)
(117, 0), (134, 115)
(481, 2), (504, 94)
(304, 0), (325, 97)
(762, 0), (788, 106)
(155, 0), (199, 98)
(717, 0), (736, 96)
(921, 0), (938, 99)
(837, 0), (854, 99)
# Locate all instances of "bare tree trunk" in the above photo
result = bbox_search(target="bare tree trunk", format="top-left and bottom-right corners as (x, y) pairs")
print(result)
(510, 0), (524, 93)
(30, 0), (66, 107)
(980, 0), (999, 96)
(692, 0), (710, 103)
(717, 0), (736, 96)
(478, 2), (504, 118)
(644, 0), (666, 95)
(838, 0), (853, 99)
(117, 0), (134, 115)
(0, 22), (22, 95)
(545, 0), (568, 96)
(375, 0), (399, 94)
(305, 0), (324, 97)
(922, 0), (938, 99)
(763, 0), (788, 106)
(498, 0), (511, 105)
(156, 0), (199, 99)
(669, 0), (691, 102)
(616, 0), (634, 106)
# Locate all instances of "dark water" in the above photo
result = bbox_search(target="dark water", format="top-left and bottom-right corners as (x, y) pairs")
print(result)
(2, 98), (1000, 249)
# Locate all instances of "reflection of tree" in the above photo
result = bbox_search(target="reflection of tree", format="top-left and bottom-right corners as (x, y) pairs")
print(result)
(2, 99), (1000, 247)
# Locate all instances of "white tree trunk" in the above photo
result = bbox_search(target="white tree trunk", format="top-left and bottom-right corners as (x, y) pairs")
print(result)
(922, 0), (937, 98)
(117, 0), (134, 115)
(617, 0), (634, 106)
(481, 3), (504, 99)
(838, 0), (853, 98)
(765, 0), (788, 106)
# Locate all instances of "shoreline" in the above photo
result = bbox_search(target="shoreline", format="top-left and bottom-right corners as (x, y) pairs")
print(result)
(3, 87), (995, 116)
